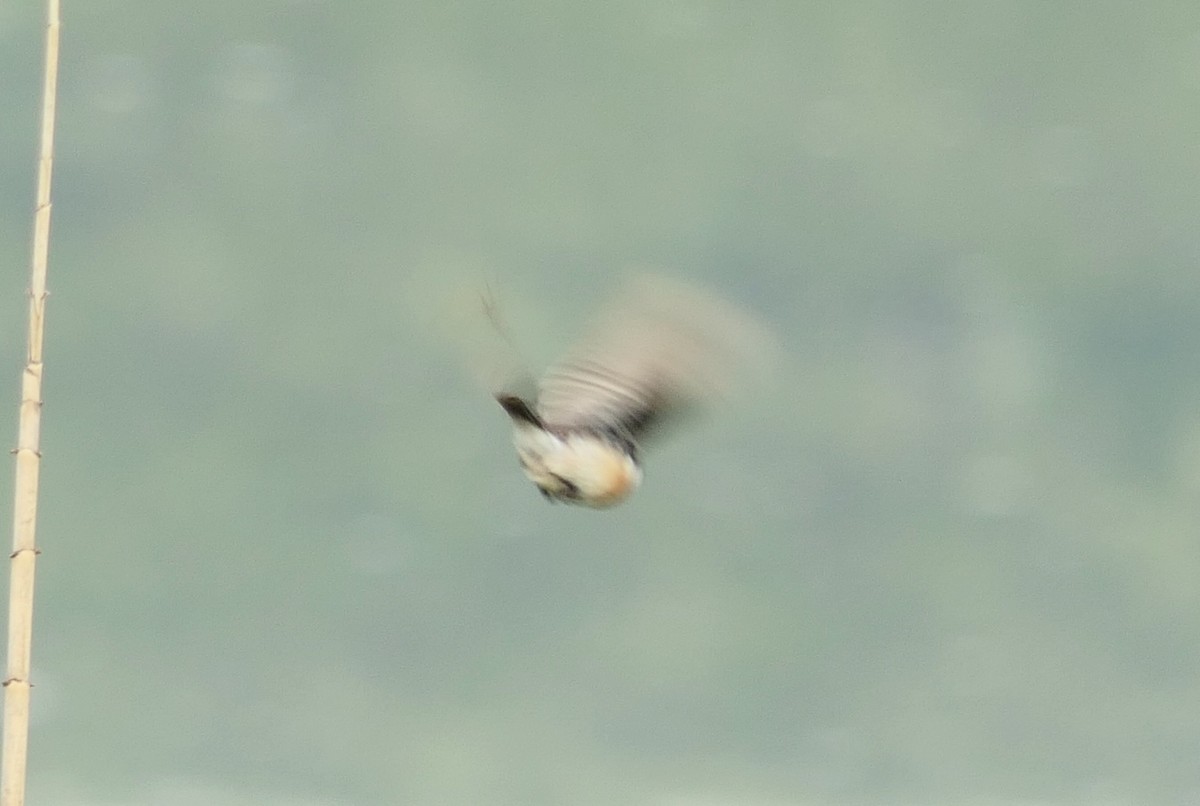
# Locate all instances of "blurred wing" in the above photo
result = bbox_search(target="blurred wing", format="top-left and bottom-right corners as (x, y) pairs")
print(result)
(446, 282), (539, 405)
(536, 272), (775, 442)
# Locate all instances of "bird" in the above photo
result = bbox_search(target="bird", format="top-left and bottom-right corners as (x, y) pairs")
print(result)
(485, 272), (774, 508)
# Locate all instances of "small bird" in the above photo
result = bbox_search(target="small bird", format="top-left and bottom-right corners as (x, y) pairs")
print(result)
(487, 272), (774, 508)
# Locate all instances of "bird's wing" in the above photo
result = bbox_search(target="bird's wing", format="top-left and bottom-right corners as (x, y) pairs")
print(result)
(446, 281), (540, 407)
(536, 272), (775, 442)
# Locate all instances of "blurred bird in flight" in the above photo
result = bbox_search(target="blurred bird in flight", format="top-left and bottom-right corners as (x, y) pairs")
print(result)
(480, 272), (775, 508)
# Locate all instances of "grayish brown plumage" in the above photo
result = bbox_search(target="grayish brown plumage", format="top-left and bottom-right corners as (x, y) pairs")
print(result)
(489, 272), (775, 507)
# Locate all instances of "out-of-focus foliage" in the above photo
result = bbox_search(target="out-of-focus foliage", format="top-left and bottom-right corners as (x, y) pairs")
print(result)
(2, 2), (1199, 804)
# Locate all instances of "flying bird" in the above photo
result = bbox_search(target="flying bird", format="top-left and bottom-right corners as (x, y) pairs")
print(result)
(486, 273), (774, 508)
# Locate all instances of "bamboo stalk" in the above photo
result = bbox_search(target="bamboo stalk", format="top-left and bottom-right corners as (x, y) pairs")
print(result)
(3, 1), (61, 803)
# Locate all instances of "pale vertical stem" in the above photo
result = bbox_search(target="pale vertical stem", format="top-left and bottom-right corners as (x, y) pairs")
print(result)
(3, 1), (61, 804)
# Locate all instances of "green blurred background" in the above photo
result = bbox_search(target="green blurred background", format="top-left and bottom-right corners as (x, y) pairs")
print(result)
(2, 2), (1200, 804)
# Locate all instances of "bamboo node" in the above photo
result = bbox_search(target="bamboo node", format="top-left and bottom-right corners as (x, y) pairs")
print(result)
(8, 549), (41, 560)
